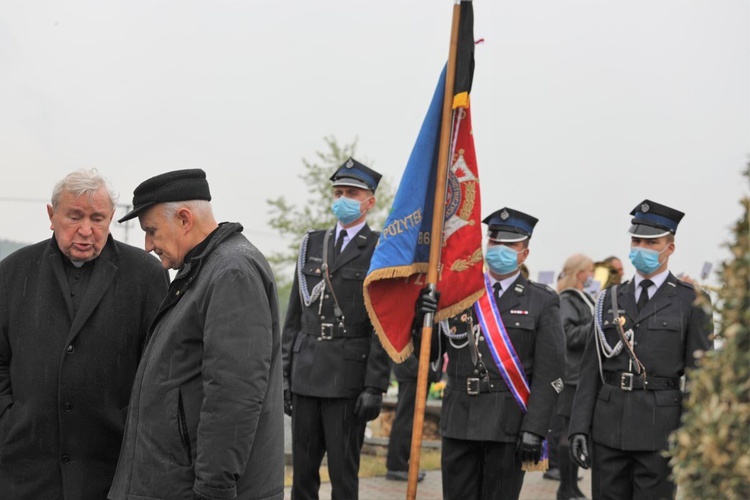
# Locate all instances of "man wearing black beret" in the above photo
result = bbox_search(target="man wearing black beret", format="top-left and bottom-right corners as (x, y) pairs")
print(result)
(108, 169), (284, 500)
(569, 199), (713, 499)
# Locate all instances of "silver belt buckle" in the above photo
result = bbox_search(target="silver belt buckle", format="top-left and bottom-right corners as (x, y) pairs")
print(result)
(620, 372), (634, 391)
(319, 323), (334, 341)
(466, 378), (480, 395)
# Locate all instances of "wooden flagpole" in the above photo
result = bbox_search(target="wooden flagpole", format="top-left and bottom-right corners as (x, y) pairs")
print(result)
(406, 2), (463, 498)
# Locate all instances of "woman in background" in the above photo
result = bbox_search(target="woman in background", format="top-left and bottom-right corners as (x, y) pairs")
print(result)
(556, 254), (596, 500)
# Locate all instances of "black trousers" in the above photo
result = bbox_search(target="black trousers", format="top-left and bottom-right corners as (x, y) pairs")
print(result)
(442, 436), (525, 500)
(591, 442), (675, 500)
(291, 394), (366, 500)
(386, 379), (418, 472)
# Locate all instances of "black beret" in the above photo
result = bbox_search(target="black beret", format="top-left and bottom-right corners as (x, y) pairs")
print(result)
(118, 169), (211, 222)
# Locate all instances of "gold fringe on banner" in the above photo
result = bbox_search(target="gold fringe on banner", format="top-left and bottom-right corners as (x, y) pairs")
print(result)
(363, 263), (485, 363)
(522, 458), (549, 472)
(363, 263), (429, 363)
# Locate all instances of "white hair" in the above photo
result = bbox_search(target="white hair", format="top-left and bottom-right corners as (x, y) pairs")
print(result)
(51, 168), (118, 209)
(160, 200), (214, 220)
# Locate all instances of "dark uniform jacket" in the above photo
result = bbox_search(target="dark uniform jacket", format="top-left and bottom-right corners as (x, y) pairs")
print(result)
(109, 223), (284, 500)
(437, 274), (564, 442)
(282, 225), (391, 398)
(569, 273), (713, 451)
(0, 236), (167, 500)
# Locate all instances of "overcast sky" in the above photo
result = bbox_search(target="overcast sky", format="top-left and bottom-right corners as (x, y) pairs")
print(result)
(1, 0), (747, 286)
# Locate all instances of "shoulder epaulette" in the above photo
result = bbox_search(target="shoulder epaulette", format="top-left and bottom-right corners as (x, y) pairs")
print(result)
(675, 279), (695, 290)
(528, 280), (556, 295)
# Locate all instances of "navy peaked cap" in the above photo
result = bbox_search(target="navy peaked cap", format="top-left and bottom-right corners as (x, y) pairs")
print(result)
(118, 169), (211, 223)
(483, 207), (538, 242)
(628, 199), (684, 238)
(330, 158), (382, 192)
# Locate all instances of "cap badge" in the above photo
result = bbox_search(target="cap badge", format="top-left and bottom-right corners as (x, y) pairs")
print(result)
(345, 159), (354, 168)
(641, 203), (650, 213)
(500, 209), (509, 220)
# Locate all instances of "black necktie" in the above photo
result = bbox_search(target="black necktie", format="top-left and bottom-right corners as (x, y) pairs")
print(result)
(637, 279), (654, 313)
(493, 282), (503, 303)
(334, 229), (346, 258)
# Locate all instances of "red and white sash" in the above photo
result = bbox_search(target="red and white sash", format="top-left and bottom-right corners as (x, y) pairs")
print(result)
(473, 272), (531, 412)
(473, 272), (549, 471)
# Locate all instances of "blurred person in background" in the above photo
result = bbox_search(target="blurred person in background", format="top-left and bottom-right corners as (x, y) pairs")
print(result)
(555, 254), (595, 500)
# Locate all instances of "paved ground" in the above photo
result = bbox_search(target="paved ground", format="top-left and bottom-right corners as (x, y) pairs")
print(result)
(283, 467), (592, 499)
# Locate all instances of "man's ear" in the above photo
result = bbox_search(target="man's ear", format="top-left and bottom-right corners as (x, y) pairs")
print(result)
(666, 241), (675, 257)
(364, 194), (376, 212)
(176, 207), (194, 233)
(47, 204), (55, 229)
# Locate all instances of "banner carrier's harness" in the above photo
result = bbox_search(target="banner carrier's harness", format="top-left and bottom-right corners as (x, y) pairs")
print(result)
(593, 285), (646, 383)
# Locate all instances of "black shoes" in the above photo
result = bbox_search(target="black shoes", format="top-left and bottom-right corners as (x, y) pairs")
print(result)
(386, 470), (426, 482)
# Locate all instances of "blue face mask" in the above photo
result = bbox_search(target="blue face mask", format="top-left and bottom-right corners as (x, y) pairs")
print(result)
(629, 246), (667, 275)
(485, 245), (520, 275)
(331, 197), (364, 225)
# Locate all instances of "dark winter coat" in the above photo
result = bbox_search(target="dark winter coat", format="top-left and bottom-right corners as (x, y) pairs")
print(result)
(0, 236), (167, 500)
(558, 288), (595, 387)
(108, 223), (284, 500)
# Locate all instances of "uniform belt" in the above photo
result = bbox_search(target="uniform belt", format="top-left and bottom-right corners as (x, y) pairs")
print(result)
(603, 371), (680, 391)
(447, 377), (509, 396)
(301, 323), (370, 340)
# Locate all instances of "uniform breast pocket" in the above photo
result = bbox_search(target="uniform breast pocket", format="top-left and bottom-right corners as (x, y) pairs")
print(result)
(500, 315), (535, 355)
(501, 315), (535, 331)
(301, 260), (324, 283)
(341, 267), (368, 281)
(648, 314), (681, 333)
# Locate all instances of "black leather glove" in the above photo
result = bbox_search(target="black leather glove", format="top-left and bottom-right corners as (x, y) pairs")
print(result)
(415, 286), (440, 323)
(283, 389), (293, 417)
(516, 431), (543, 464)
(570, 433), (591, 469)
(354, 387), (383, 422)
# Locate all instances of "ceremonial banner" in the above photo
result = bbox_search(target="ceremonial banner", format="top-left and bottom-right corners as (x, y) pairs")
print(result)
(364, 4), (483, 362)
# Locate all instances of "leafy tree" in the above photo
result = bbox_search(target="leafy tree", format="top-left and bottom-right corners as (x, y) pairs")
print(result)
(267, 136), (395, 300)
(669, 164), (750, 498)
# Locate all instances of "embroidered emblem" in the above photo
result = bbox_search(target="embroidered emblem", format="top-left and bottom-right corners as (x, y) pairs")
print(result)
(345, 158), (354, 168)
(443, 148), (479, 241)
(641, 202), (650, 213)
(500, 209), (509, 220)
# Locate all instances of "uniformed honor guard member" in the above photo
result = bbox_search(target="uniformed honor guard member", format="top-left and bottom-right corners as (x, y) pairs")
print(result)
(282, 158), (391, 500)
(417, 208), (565, 500)
(569, 200), (713, 500)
